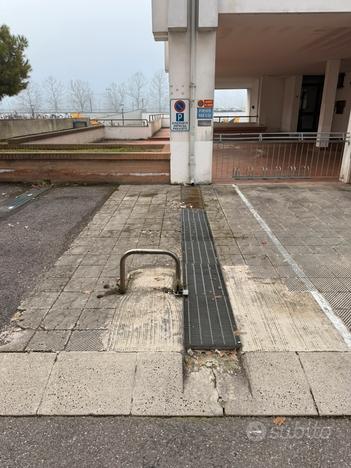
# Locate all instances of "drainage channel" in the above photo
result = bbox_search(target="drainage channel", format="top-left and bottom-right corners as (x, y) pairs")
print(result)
(0, 186), (51, 218)
(181, 187), (241, 350)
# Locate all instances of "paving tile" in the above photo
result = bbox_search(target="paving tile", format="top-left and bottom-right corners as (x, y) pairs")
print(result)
(50, 292), (90, 310)
(49, 265), (77, 278)
(218, 352), (317, 416)
(0, 330), (35, 352)
(324, 292), (351, 309)
(35, 277), (68, 293)
(26, 330), (70, 351)
(310, 277), (348, 293)
(22, 292), (60, 310)
(64, 277), (97, 293)
(39, 352), (136, 415)
(299, 352), (351, 416)
(41, 308), (83, 330)
(132, 352), (222, 416)
(76, 308), (115, 330)
(65, 330), (109, 351)
(55, 255), (83, 267)
(84, 291), (122, 309)
(0, 353), (56, 415)
(81, 254), (109, 266)
(15, 308), (47, 329)
(72, 265), (103, 278)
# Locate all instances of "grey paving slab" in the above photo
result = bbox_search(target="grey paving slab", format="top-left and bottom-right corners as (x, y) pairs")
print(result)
(39, 352), (136, 415)
(50, 292), (90, 310)
(63, 277), (98, 293)
(217, 352), (318, 416)
(65, 330), (109, 351)
(22, 292), (61, 310)
(76, 308), (115, 330)
(207, 185), (351, 347)
(0, 353), (56, 415)
(132, 352), (222, 416)
(14, 308), (47, 329)
(41, 308), (83, 330)
(35, 277), (69, 293)
(299, 352), (351, 416)
(0, 329), (35, 351)
(26, 330), (70, 351)
(72, 265), (104, 279)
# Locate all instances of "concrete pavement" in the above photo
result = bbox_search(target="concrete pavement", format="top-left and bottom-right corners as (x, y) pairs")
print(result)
(1, 184), (351, 417)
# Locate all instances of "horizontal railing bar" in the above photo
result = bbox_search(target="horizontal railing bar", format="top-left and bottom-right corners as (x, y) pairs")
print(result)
(214, 132), (350, 143)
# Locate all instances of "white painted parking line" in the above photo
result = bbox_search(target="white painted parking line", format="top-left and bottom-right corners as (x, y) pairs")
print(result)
(233, 184), (351, 348)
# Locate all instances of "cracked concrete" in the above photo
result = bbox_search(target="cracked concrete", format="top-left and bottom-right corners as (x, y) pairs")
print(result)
(1, 184), (351, 416)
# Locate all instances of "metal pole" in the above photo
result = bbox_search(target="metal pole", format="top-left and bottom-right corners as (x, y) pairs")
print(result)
(119, 249), (183, 295)
(189, 0), (197, 184)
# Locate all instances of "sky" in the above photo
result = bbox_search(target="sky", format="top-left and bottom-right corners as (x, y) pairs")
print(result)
(0, 0), (245, 110)
(0, 0), (164, 90)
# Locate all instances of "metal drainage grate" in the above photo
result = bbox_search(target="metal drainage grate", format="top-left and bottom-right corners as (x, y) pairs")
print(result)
(182, 208), (241, 350)
(0, 187), (50, 218)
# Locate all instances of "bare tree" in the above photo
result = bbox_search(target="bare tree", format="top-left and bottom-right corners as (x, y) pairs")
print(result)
(44, 76), (65, 112)
(16, 81), (42, 116)
(105, 82), (127, 112)
(149, 70), (168, 112)
(127, 72), (147, 110)
(70, 79), (94, 112)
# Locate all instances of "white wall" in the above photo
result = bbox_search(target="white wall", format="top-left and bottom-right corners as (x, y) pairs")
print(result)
(258, 76), (285, 131)
(281, 76), (302, 132)
(26, 127), (105, 144)
(332, 72), (351, 133)
(218, 0), (351, 13)
(104, 119), (162, 140)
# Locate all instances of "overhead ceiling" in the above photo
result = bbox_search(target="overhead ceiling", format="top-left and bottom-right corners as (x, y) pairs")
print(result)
(216, 13), (351, 80)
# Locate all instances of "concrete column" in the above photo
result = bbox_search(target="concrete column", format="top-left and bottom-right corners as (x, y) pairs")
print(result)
(168, 31), (191, 183)
(192, 31), (216, 183)
(168, 1), (217, 184)
(281, 76), (302, 132)
(340, 110), (351, 184)
(317, 59), (340, 146)
(247, 79), (260, 123)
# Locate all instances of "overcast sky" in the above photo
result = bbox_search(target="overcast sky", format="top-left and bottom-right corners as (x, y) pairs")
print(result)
(0, 0), (245, 110)
(1, 0), (164, 91)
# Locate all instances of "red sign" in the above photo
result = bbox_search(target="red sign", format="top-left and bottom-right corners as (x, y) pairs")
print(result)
(204, 99), (214, 108)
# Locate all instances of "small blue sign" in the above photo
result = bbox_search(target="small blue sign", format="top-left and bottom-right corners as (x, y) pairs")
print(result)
(176, 113), (184, 122)
(174, 100), (186, 113)
(197, 108), (213, 120)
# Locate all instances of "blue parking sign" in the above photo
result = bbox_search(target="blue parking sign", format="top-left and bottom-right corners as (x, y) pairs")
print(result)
(176, 113), (184, 122)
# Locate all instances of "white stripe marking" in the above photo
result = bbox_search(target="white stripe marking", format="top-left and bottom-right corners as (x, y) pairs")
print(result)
(233, 184), (351, 348)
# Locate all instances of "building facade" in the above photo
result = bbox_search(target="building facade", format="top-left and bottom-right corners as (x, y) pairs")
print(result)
(152, 0), (351, 184)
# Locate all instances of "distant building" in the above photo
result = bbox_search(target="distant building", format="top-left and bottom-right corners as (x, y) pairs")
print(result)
(152, 0), (351, 184)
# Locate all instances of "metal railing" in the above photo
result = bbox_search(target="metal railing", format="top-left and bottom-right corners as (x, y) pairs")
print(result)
(97, 115), (165, 127)
(214, 132), (349, 142)
(98, 118), (149, 127)
(213, 132), (349, 181)
(214, 115), (259, 124)
(118, 249), (184, 296)
(148, 113), (167, 122)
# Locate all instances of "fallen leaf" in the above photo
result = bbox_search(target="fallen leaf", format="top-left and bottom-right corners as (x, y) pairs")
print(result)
(273, 416), (286, 426)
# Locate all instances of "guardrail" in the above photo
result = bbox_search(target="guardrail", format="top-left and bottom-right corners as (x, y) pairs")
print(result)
(214, 132), (350, 143)
(98, 114), (166, 128)
(213, 132), (349, 181)
(98, 118), (149, 128)
(214, 115), (259, 124)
